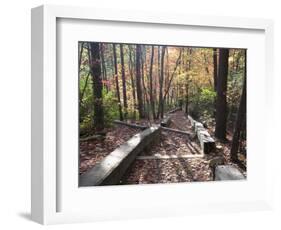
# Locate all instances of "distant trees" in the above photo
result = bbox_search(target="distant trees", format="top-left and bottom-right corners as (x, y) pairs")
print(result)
(215, 48), (229, 139)
(80, 43), (246, 163)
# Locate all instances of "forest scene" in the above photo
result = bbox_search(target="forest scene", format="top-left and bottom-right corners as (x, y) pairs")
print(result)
(78, 42), (246, 186)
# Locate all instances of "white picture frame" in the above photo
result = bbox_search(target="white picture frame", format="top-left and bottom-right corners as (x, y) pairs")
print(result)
(31, 4), (274, 225)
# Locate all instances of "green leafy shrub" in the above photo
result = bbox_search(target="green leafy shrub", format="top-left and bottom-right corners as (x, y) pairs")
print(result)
(102, 89), (119, 126)
(190, 87), (216, 120)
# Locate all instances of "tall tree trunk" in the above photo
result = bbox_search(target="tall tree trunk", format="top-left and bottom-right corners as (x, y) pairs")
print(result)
(100, 43), (108, 92)
(213, 48), (218, 91)
(128, 46), (136, 119)
(164, 49), (169, 109)
(185, 48), (192, 114)
(215, 48), (229, 139)
(79, 42), (87, 107)
(136, 44), (145, 118)
(149, 46), (156, 119)
(140, 46), (150, 118)
(113, 44), (123, 121)
(120, 44), (128, 120)
(230, 57), (246, 161)
(185, 84), (189, 114)
(79, 72), (90, 106)
(156, 46), (161, 114)
(89, 42), (104, 133)
(235, 50), (242, 72)
(78, 42), (84, 74)
(153, 49), (158, 112)
(140, 46), (147, 117)
(213, 48), (218, 119)
(158, 46), (166, 118)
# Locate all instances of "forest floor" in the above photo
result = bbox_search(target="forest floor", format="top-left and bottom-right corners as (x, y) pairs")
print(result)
(79, 126), (141, 174)
(79, 110), (246, 183)
(206, 121), (247, 171)
(120, 110), (213, 184)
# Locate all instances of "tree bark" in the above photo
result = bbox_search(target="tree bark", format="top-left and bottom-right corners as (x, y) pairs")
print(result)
(136, 44), (145, 118)
(128, 46), (136, 119)
(89, 42), (104, 133)
(213, 48), (218, 91)
(213, 48), (218, 119)
(140, 45), (149, 118)
(113, 44), (123, 121)
(149, 45), (156, 119)
(79, 42), (87, 107)
(100, 43), (108, 92)
(185, 48), (192, 114)
(79, 72), (90, 106)
(235, 50), (243, 72)
(120, 44), (128, 119)
(156, 46), (161, 117)
(78, 42), (84, 74)
(158, 46), (166, 118)
(141, 46), (149, 118)
(230, 58), (246, 161)
(215, 48), (229, 139)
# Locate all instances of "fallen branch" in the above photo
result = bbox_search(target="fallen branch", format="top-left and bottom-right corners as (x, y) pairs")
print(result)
(80, 134), (104, 142)
(161, 126), (192, 136)
(113, 120), (148, 130)
(137, 154), (203, 160)
(167, 107), (182, 114)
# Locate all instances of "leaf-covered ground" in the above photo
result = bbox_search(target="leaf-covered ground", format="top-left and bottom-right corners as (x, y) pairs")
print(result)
(120, 110), (246, 184)
(80, 110), (246, 183)
(79, 126), (141, 174)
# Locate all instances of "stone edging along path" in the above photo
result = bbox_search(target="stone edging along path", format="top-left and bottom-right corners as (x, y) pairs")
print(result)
(79, 110), (217, 186)
(79, 125), (161, 186)
(188, 115), (215, 154)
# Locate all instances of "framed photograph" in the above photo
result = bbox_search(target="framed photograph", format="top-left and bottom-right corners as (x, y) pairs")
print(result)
(31, 5), (274, 225)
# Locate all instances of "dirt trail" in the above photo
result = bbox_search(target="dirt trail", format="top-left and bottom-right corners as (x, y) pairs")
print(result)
(169, 110), (193, 131)
(80, 110), (245, 184)
(121, 110), (213, 184)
